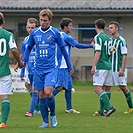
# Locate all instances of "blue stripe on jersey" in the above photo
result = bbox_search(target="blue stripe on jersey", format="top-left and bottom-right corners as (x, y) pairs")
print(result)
(21, 35), (35, 75)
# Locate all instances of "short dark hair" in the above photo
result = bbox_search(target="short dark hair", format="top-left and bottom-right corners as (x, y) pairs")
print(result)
(60, 18), (73, 30)
(109, 21), (120, 29)
(0, 12), (4, 25)
(95, 19), (105, 30)
(27, 18), (38, 27)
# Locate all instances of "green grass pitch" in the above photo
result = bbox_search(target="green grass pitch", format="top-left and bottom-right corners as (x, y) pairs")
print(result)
(0, 81), (133, 132)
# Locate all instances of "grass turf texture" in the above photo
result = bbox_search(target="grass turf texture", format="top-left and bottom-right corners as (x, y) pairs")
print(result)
(0, 81), (133, 132)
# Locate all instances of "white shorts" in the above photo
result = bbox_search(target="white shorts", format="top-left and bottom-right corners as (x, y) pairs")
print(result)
(25, 70), (30, 83)
(111, 71), (127, 86)
(93, 70), (112, 86)
(0, 75), (13, 95)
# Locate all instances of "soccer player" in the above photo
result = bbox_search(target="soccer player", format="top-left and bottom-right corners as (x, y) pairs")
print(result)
(0, 12), (23, 128)
(104, 21), (133, 114)
(22, 9), (74, 128)
(53, 18), (93, 113)
(20, 18), (40, 116)
(91, 19), (116, 117)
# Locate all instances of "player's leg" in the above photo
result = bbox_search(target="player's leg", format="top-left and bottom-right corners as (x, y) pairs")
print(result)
(46, 87), (57, 128)
(113, 72), (133, 114)
(53, 68), (66, 96)
(34, 69), (49, 128)
(0, 95), (10, 128)
(103, 85), (112, 114)
(103, 70), (116, 117)
(45, 68), (58, 128)
(46, 86), (58, 128)
(34, 96), (40, 114)
(104, 85), (111, 100)
(25, 88), (39, 117)
(29, 74), (40, 114)
(39, 90), (50, 128)
(65, 75), (80, 114)
(25, 82), (32, 96)
(25, 74), (40, 116)
(25, 71), (32, 97)
(93, 70), (116, 117)
(0, 75), (13, 128)
(119, 75), (133, 114)
(103, 71), (115, 113)
(53, 86), (63, 96)
(120, 85), (133, 114)
(93, 86), (106, 116)
(93, 70), (106, 116)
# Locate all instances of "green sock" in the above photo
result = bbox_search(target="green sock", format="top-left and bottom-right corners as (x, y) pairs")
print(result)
(1, 98), (10, 124)
(99, 91), (112, 110)
(99, 98), (104, 115)
(124, 90), (133, 108)
(106, 91), (111, 100)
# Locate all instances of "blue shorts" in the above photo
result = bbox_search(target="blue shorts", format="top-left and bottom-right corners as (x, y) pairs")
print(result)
(55, 68), (73, 90)
(68, 74), (73, 89)
(33, 68), (58, 90)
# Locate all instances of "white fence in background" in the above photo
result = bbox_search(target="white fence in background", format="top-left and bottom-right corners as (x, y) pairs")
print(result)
(10, 65), (28, 92)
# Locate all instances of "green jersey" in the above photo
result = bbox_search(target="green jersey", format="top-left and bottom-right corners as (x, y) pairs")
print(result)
(94, 32), (112, 70)
(0, 28), (17, 77)
(110, 36), (127, 72)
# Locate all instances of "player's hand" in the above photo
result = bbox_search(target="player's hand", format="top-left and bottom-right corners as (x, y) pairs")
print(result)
(20, 77), (25, 81)
(18, 61), (24, 68)
(69, 70), (74, 75)
(68, 67), (74, 75)
(90, 38), (94, 47)
(118, 68), (124, 76)
(14, 63), (19, 72)
(91, 67), (95, 75)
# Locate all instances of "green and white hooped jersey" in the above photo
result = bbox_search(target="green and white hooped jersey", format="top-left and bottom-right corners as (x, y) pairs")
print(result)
(0, 28), (17, 77)
(94, 32), (112, 70)
(110, 36), (127, 72)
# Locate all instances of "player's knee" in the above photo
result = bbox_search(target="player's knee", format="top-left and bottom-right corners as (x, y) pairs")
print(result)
(119, 85), (128, 92)
(56, 86), (63, 91)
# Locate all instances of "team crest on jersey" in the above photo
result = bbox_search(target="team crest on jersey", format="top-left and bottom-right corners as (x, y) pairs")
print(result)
(47, 35), (51, 39)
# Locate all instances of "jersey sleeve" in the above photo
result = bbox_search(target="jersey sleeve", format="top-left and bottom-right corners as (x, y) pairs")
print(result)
(120, 39), (127, 55)
(21, 41), (25, 55)
(94, 35), (101, 51)
(64, 33), (93, 48)
(56, 30), (65, 47)
(22, 32), (34, 63)
(64, 35), (77, 47)
(20, 66), (25, 77)
(9, 34), (17, 49)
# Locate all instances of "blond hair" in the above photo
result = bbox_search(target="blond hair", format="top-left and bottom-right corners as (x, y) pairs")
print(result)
(39, 9), (53, 21)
